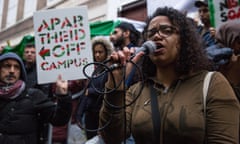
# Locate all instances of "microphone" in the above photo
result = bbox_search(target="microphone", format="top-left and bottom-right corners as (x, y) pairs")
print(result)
(132, 41), (156, 58)
(102, 41), (156, 71)
(103, 41), (156, 63)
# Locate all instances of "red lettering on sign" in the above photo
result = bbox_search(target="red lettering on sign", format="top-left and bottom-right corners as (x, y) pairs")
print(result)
(228, 7), (240, 20)
(228, 0), (238, 9)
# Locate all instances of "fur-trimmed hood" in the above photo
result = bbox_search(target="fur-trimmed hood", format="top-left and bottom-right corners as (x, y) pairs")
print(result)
(91, 36), (113, 58)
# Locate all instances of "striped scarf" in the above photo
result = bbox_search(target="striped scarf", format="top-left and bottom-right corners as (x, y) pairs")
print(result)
(0, 80), (25, 99)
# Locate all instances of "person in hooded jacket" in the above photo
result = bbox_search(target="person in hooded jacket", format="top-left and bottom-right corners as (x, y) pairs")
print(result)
(0, 52), (72, 144)
(206, 21), (240, 100)
(78, 36), (113, 140)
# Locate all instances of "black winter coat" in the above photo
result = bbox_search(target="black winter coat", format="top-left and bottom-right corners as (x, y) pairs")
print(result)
(0, 88), (72, 144)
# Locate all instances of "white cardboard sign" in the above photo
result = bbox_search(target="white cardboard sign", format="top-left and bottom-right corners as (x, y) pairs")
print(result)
(33, 6), (94, 84)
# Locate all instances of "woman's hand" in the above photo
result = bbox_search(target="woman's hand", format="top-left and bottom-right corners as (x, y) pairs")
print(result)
(105, 47), (144, 89)
(55, 74), (68, 95)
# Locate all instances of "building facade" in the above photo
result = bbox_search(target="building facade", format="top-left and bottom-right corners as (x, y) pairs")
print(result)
(0, 0), (147, 47)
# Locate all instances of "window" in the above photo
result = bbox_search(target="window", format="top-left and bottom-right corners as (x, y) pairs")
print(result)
(6, 0), (18, 27)
(0, 0), (4, 29)
(47, 0), (62, 6)
(24, 0), (37, 18)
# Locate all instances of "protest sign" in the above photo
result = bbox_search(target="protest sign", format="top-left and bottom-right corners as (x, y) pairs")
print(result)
(34, 6), (94, 84)
(209, 0), (240, 29)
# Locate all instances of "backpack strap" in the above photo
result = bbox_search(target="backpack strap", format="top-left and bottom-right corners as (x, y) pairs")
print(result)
(150, 85), (160, 144)
(203, 72), (214, 118)
(203, 71), (214, 144)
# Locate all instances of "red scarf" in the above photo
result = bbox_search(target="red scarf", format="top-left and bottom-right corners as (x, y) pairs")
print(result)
(0, 80), (25, 99)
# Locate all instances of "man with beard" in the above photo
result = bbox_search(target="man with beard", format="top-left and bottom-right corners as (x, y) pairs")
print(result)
(110, 22), (141, 88)
(110, 21), (141, 51)
(0, 52), (72, 144)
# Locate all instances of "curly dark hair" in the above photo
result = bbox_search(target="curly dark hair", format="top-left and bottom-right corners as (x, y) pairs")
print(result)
(142, 7), (211, 77)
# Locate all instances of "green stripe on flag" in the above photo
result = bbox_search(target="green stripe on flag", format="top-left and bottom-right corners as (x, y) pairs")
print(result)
(3, 35), (34, 58)
(90, 20), (121, 38)
(208, 0), (216, 28)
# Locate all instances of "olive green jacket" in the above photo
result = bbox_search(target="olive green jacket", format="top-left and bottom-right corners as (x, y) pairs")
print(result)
(100, 71), (239, 144)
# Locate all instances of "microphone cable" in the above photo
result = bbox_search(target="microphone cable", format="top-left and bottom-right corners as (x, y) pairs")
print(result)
(75, 55), (146, 138)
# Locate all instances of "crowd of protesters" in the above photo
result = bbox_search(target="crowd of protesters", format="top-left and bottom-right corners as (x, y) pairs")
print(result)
(0, 0), (239, 144)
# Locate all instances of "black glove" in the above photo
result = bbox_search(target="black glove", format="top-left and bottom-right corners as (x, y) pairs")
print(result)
(206, 44), (233, 68)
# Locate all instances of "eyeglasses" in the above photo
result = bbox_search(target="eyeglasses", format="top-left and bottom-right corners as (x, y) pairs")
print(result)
(146, 25), (178, 39)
